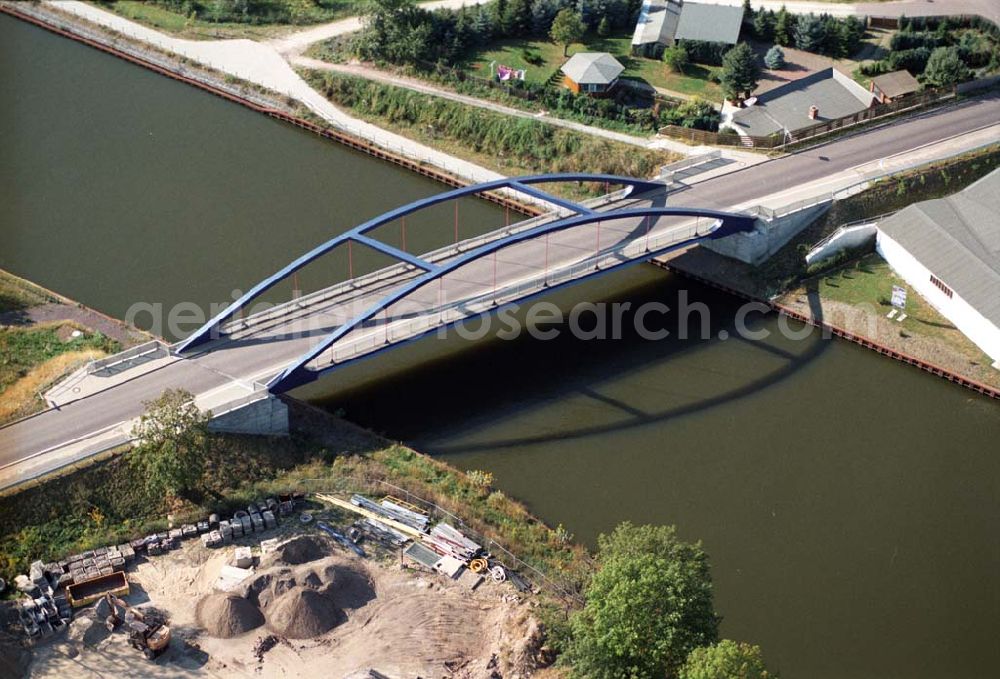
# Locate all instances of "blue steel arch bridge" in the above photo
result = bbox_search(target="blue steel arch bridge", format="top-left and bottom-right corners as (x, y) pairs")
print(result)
(176, 173), (755, 393)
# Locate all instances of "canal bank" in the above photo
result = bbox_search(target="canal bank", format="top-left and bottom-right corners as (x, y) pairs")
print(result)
(3, 10), (1000, 679)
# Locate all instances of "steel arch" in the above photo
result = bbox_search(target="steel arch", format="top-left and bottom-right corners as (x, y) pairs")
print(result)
(175, 173), (663, 354)
(267, 204), (755, 392)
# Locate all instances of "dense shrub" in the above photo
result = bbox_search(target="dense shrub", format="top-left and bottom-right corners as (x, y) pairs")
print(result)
(890, 30), (948, 51)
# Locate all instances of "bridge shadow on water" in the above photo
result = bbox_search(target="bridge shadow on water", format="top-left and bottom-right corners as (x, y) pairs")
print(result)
(310, 269), (830, 454)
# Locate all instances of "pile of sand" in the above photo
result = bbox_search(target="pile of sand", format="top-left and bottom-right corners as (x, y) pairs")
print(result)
(196, 593), (265, 638)
(266, 588), (342, 639)
(263, 535), (332, 567)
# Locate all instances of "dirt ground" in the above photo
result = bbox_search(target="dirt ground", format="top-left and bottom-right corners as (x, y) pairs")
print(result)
(26, 527), (543, 679)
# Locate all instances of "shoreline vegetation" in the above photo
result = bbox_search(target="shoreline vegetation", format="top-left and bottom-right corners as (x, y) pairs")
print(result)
(300, 68), (677, 196)
(0, 391), (773, 676)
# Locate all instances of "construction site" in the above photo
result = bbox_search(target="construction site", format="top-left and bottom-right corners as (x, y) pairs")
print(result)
(1, 492), (549, 678)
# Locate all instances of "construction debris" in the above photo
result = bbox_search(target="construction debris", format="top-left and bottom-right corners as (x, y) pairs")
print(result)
(350, 494), (429, 532)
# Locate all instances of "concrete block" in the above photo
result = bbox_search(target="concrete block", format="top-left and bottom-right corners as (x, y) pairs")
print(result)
(262, 510), (277, 530)
(233, 547), (253, 569)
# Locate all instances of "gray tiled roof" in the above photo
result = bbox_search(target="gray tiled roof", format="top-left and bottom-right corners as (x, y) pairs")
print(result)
(878, 168), (1000, 327)
(675, 3), (744, 44)
(560, 52), (625, 85)
(731, 68), (875, 137)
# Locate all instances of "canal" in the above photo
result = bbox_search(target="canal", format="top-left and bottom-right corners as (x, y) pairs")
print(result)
(3, 13), (999, 678)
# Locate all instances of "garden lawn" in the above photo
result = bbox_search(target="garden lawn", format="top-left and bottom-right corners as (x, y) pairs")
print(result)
(462, 31), (723, 100)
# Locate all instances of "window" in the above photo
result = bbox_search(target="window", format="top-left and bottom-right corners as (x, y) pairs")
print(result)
(929, 274), (953, 298)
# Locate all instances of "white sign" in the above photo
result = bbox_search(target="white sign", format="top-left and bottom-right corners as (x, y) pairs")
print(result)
(891, 285), (907, 309)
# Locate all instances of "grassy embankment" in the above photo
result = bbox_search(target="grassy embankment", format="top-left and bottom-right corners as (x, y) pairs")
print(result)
(0, 405), (589, 599)
(0, 271), (120, 424)
(752, 143), (1000, 296)
(300, 70), (677, 197)
(791, 253), (996, 368)
(102, 0), (364, 40)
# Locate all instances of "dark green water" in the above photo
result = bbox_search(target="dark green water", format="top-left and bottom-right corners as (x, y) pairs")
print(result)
(3, 13), (999, 678)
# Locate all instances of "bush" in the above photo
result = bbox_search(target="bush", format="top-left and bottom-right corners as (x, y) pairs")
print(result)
(923, 46), (971, 86)
(663, 45), (690, 73)
(680, 40), (731, 66)
(763, 45), (785, 69)
(890, 30), (947, 51)
(679, 640), (772, 679)
(886, 47), (932, 74)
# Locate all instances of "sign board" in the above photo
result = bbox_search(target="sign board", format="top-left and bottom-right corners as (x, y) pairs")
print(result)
(891, 285), (907, 309)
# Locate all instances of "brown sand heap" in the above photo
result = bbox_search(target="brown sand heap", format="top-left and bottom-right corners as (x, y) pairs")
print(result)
(261, 534), (333, 567)
(196, 593), (265, 638)
(266, 587), (343, 639)
(240, 556), (376, 639)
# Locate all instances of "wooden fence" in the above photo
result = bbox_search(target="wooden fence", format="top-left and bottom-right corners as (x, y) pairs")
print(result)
(659, 86), (955, 150)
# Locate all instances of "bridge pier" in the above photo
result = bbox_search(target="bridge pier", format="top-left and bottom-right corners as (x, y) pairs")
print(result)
(208, 395), (289, 436)
(703, 202), (833, 265)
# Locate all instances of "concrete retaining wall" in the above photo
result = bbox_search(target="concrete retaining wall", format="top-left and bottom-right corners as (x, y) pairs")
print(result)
(704, 202), (832, 265)
(805, 223), (877, 265)
(208, 396), (289, 436)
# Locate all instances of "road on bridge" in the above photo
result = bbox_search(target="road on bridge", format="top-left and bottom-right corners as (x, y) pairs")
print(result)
(1, 92), (997, 485)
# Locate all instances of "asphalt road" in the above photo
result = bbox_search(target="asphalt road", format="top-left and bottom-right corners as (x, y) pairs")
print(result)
(2, 92), (998, 473)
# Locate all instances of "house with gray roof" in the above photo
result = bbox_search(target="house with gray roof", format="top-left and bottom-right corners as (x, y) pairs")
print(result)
(560, 52), (625, 96)
(876, 167), (1000, 366)
(727, 68), (875, 139)
(632, 0), (744, 58)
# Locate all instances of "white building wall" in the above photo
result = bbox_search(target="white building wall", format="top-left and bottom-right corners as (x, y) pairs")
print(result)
(876, 230), (1000, 366)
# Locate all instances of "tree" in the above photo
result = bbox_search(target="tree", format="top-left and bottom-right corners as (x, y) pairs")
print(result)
(752, 9), (774, 41)
(530, 0), (560, 34)
(763, 44), (785, 69)
(663, 44), (689, 73)
(774, 5), (794, 46)
(794, 13), (826, 52)
(679, 640), (772, 679)
(923, 46), (970, 87)
(550, 8), (585, 56)
(131, 389), (210, 498)
(741, 0), (754, 32)
(719, 41), (760, 101)
(597, 15), (611, 37)
(567, 523), (719, 678)
(503, 0), (532, 35)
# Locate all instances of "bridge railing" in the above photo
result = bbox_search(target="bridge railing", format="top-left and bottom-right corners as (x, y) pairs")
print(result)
(313, 216), (716, 369)
(219, 188), (638, 342)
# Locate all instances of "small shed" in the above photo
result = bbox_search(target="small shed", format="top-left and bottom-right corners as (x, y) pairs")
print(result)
(870, 70), (920, 103)
(560, 52), (625, 96)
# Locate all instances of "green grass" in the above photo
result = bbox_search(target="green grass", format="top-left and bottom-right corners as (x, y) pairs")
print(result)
(0, 325), (118, 394)
(104, 0), (364, 40)
(0, 269), (54, 314)
(462, 31), (722, 100)
(801, 254), (994, 365)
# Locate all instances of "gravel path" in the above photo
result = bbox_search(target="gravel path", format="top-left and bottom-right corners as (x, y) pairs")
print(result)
(0, 302), (148, 346)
